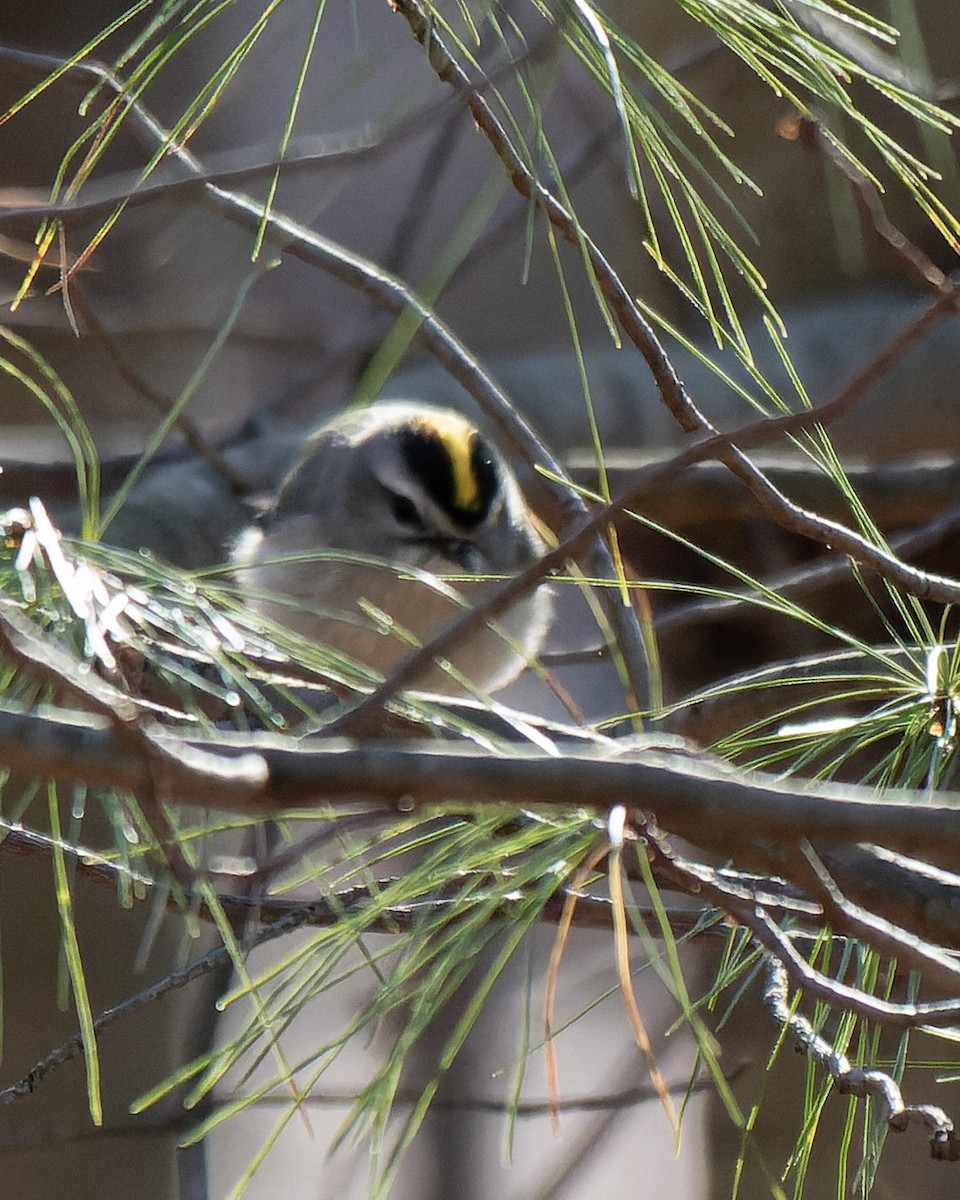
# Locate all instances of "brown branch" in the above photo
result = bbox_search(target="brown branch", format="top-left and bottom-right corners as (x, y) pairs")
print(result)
(390, 0), (692, 429)
(326, 365), (960, 734)
(0, 818), (653, 933)
(655, 499), (960, 644)
(0, 896), (338, 1106)
(0, 32), (563, 229)
(0, 1070), (741, 1149)
(819, 845), (960, 959)
(763, 953), (960, 1158)
(793, 841), (960, 992)
(644, 829), (960, 1025)
(644, 825), (960, 1156)
(793, 113), (957, 301)
(249, 1068), (742, 1113)
(752, 907), (960, 1028)
(0, 540), (958, 870)
(11, 692), (960, 868)
(69, 284), (250, 492)
(0, 835), (728, 1108)
(589, 455), (960, 531)
(0, 42), (655, 712)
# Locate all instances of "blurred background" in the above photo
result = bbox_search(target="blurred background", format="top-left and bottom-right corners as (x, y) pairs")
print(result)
(1, 1), (960, 1196)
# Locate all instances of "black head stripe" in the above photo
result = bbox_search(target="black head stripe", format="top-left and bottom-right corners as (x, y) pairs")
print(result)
(469, 434), (500, 523)
(396, 420), (500, 527)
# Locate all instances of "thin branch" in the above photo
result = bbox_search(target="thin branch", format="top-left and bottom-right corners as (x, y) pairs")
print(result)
(0, 1069), (740, 1147)
(751, 907), (960, 1029)
(643, 829), (960, 1027)
(390, 0), (692, 427)
(384, 106), (464, 278)
(1, 818), (661, 935)
(594, 455), (960, 532)
(0, 898), (330, 1106)
(236, 1053), (745, 1113)
(653, 289), (960, 579)
(0, 883), (540, 1106)
(795, 113), (958, 301)
(655, 500), (960, 642)
(763, 954), (960, 1160)
(643, 824), (960, 1157)
(13, 692), (960, 867)
(0, 31), (561, 228)
(0, 44), (655, 713)
(819, 845), (960, 960)
(0, 1103), (203, 1152)
(0, 847), (724, 1108)
(791, 843), (960, 991)
(69, 283), (250, 492)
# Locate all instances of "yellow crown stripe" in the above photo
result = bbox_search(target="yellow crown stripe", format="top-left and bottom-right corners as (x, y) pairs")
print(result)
(419, 413), (481, 512)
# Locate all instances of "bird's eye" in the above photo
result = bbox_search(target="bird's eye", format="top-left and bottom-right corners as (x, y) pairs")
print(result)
(389, 492), (423, 529)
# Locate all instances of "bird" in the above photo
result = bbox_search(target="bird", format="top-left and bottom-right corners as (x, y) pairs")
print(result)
(232, 401), (553, 694)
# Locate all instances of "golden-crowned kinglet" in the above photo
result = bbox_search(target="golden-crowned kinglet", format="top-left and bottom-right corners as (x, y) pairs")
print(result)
(233, 402), (553, 693)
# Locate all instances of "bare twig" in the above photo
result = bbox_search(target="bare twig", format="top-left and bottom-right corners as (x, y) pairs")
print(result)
(792, 841), (960, 992)
(590, 455), (960, 532)
(0, 32), (560, 229)
(390, 0), (692, 427)
(655, 499), (960, 642)
(644, 824), (960, 1156)
(763, 955), (960, 1160)
(644, 829), (960, 1027)
(249, 1069), (740, 1113)
(69, 284), (250, 492)
(0, 897), (339, 1106)
(0, 843), (724, 1108)
(819, 845), (960, 960)
(0, 818), (654, 934)
(752, 908), (960, 1029)
(793, 113), (958, 302)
